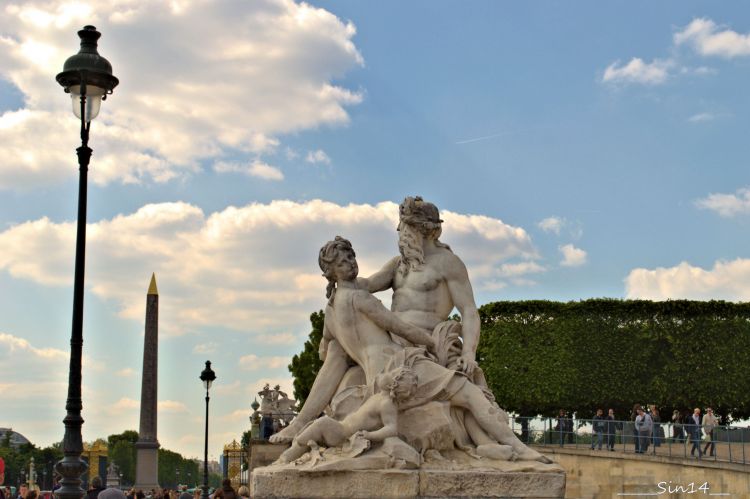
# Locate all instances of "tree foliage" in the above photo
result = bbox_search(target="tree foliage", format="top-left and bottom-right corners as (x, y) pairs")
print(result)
(288, 311), (325, 408)
(0, 433), (62, 489)
(478, 299), (750, 420)
(106, 431), (198, 488)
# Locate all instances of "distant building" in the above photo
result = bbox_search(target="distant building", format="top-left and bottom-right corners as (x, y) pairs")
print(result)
(0, 428), (31, 449)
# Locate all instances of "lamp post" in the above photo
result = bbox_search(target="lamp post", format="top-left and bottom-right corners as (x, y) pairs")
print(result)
(54, 25), (118, 499)
(199, 361), (216, 499)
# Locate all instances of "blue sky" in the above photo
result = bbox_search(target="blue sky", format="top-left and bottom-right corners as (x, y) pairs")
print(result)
(1, 1), (750, 459)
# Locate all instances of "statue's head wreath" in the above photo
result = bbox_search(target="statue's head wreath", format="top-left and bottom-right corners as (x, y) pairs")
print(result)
(399, 196), (443, 231)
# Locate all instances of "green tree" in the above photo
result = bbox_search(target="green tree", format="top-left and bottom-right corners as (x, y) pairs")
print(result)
(109, 440), (136, 485)
(288, 311), (325, 408)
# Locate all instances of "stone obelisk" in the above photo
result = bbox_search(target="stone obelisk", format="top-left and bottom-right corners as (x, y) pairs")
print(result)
(135, 273), (160, 490)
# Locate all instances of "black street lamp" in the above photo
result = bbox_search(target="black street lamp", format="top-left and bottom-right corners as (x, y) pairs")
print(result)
(199, 361), (216, 499)
(54, 25), (118, 499)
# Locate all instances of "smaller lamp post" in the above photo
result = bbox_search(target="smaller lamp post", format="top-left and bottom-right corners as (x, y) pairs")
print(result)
(199, 361), (216, 499)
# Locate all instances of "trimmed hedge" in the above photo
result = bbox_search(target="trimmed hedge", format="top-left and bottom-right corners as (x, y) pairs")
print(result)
(478, 299), (750, 420)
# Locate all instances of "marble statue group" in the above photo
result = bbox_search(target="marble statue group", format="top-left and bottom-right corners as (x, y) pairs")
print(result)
(266, 196), (554, 472)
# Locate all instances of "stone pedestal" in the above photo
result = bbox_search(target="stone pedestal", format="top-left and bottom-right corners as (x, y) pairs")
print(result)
(251, 467), (565, 498)
(251, 447), (564, 498)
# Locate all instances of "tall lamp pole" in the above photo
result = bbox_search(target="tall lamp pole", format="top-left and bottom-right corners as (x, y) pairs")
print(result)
(54, 25), (118, 499)
(199, 361), (216, 499)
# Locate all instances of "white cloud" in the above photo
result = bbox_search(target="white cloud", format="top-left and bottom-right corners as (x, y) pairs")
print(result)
(257, 332), (298, 345)
(116, 367), (136, 377)
(238, 354), (291, 371)
(158, 400), (188, 413)
(538, 216), (563, 235)
(0, 199), (538, 336)
(305, 149), (331, 165)
(602, 58), (672, 85)
(0, 332), (67, 360)
(248, 161), (284, 181)
(193, 342), (217, 354)
(559, 244), (587, 267)
(0, 0), (363, 188)
(674, 18), (750, 58)
(214, 160), (284, 181)
(497, 262), (546, 277)
(695, 187), (750, 217)
(688, 112), (716, 123)
(625, 259), (750, 301)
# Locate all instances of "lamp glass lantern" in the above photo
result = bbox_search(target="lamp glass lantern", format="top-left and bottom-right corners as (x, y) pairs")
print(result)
(56, 25), (119, 123)
(200, 361), (216, 391)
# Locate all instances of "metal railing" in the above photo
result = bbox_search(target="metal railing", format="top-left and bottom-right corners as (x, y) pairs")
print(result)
(510, 416), (748, 466)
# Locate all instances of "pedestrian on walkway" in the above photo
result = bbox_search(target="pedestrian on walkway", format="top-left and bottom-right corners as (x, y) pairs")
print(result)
(688, 407), (703, 459)
(606, 409), (621, 451)
(591, 409), (606, 450)
(635, 406), (653, 454)
(702, 407), (718, 457)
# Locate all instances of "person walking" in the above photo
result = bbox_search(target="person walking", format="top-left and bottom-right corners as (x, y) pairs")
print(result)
(671, 410), (684, 442)
(702, 407), (718, 457)
(554, 409), (567, 447)
(631, 404), (642, 453)
(688, 407), (703, 459)
(606, 409), (621, 451)
(635, 406), (653, 454)
(650, 406), (662, 452)
(591, 409), (606, 450)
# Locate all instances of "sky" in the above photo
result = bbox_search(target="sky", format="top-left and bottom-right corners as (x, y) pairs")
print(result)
(1, 0), (750, 461)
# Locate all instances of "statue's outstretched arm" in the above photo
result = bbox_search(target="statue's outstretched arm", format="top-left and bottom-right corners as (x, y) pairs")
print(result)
(270, 339), (349, 444)
(357, 256), (399, 293)
(354, 291), (434, 348)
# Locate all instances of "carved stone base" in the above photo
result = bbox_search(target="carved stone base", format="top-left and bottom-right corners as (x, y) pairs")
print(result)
(251, 467), (565, 498)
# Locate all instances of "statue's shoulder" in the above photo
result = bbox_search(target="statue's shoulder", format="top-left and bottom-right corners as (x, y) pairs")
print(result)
(431, 247), (468, 274)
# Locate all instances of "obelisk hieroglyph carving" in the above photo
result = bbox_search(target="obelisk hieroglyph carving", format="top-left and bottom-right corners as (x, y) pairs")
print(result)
(135, 273), (160, 490)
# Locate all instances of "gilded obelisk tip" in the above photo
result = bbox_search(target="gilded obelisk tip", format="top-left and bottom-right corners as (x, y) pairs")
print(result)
(147, 273), (158, 295)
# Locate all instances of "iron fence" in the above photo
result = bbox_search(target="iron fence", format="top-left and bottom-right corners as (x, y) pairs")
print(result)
(510, 416), (748, 466)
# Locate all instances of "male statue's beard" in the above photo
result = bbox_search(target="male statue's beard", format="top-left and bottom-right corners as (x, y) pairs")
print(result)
(397, 223), (425, 275)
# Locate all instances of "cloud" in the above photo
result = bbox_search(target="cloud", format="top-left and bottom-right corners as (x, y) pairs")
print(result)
(602, 58), (672, 85)
(559, 244), (587, 267)
(625, 259), (750, 301)
(158, 400), (188, 413)
(695, 187), (750, 217)
(674, 18), (750, 58)
(257, 332), (298, 345)
(688, 112), (717, 123)
(0, 332), (67, 360)
(214, 160), (284, 181)
(238, 354), (291, 371)
(0, 0), (363, 188)
(0, 199), (538, 336)
(116, 367), (136, 377)
(538, 217), (563, 235)
(193, 342), (217, 354)
(305, 149), (331, 165)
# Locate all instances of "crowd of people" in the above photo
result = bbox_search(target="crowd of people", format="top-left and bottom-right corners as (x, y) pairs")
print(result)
(554, 405), (721, 459)
(0, 469), (249, 499)
(122, 479), (250, 499)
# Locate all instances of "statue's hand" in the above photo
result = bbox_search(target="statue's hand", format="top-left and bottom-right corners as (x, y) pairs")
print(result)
(456, 353), (478, 377)
(355, 430), (371, 440)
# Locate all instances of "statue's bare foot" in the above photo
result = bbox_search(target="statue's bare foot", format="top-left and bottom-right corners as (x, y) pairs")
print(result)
(269, 423), (302, 444)
(516, 447), (553, 464)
